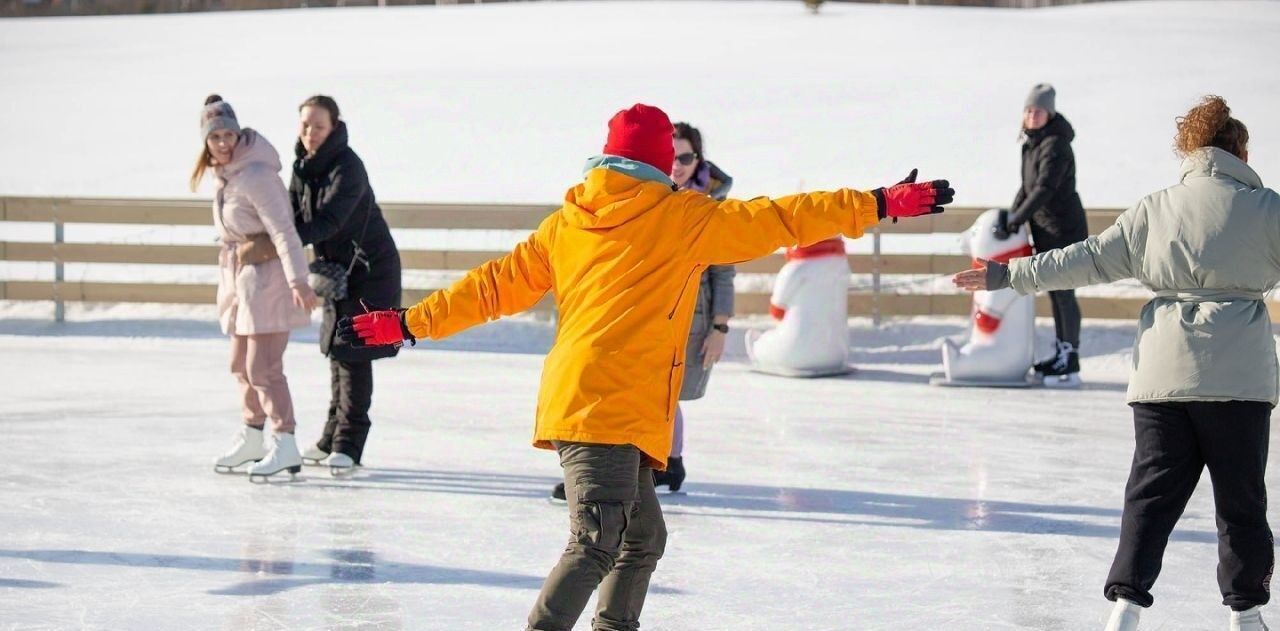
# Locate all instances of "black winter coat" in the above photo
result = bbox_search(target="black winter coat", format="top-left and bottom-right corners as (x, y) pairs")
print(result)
(289, 121), (402, 362)
(1010, 114), (1088, 250)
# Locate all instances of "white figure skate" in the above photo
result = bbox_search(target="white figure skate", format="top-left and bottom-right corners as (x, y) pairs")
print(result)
(1103, 598), (1141, 631)
(213, 425), (267, 474)
(247, 432), (303, 483)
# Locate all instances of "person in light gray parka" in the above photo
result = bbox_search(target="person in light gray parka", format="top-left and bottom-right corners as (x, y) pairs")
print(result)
(955, 96), (1274, 631)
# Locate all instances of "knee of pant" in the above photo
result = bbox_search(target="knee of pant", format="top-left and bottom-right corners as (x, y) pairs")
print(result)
(647, 518), (668, 559)
(576, 501), (630, 555)
(245, 365), (284, 389)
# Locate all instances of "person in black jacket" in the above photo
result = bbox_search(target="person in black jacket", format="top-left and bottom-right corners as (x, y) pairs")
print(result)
(1001, 83), (1088, 385)
(239, 95), (402, 474)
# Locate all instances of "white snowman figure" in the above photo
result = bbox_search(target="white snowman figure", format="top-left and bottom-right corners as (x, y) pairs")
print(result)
(746, 237), (852, 377)
(934, 209), (1037, 386)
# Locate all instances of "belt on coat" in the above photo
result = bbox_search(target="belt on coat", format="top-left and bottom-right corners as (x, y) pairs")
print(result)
(1152, 289), (1265, 302)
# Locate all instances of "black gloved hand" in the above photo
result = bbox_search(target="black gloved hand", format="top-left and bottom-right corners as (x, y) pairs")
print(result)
(992, 209), (1011, 240)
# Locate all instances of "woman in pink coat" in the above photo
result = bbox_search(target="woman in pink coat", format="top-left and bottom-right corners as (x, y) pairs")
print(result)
(192, 95), (317, 482)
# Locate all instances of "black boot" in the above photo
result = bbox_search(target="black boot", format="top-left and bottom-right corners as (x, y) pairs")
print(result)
(550, 482), (566, 502)
(1033, 340), (1065, 375)
(653, 457), (685, 492)
(1040, 341), (1081, 387)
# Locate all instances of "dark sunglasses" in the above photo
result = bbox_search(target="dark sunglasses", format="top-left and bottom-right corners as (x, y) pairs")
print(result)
(674, 152), (698, 166)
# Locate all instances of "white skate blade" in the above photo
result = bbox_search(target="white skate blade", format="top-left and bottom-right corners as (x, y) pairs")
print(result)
(929, 371), (1036, 388)
(1041, 373), (1082, 389)
(213, 458), (262, 474)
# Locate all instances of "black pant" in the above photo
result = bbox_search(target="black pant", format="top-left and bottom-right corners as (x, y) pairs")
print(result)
(1048, 289), (1080, 348)
(1106, 401), (1273, 610)
(316, 358), (374, 463)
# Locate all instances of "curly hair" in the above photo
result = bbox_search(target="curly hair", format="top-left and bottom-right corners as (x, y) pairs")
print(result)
(1175, 95), (1249, 159)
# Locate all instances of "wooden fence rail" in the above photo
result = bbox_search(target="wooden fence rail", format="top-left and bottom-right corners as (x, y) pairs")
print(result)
(0, 195), (1184, 322)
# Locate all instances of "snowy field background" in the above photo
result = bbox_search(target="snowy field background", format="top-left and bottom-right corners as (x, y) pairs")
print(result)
(4, 0), (1279, 295)
(4, 1), (1280, 629)
(0, 0), (1277, 205)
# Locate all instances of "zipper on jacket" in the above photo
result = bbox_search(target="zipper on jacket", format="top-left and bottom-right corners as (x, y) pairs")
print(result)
(668, 265), (703, 320)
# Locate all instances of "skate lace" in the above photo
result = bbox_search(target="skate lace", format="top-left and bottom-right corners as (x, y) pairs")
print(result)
(1052, 342), (1075, 371)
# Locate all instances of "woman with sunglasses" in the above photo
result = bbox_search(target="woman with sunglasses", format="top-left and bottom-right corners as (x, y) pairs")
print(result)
(656, 122), (735, 492)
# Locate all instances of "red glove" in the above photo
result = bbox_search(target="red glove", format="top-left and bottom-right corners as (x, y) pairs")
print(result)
(345, 309), (414, 348)
(874, 169), (954, 219)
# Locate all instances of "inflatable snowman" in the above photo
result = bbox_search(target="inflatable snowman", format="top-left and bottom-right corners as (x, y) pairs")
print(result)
(746, 237), (852, 377)
(933, 209), (1037, 387)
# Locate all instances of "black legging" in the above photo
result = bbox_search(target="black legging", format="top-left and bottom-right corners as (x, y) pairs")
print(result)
(1048, 289), (1081, 348)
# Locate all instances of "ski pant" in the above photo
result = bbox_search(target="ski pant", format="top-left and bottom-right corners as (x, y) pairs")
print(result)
(528, 442), (667, 631)
(315, 357), (374, 463)
(229, 332), (295, 433)
(1048, 289), (1081, 348)
(1105, 400), (1274, 611)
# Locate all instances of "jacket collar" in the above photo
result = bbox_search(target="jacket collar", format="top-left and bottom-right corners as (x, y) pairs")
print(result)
(1180, 147), (1263, 189)
(583, 154), (675, 188)
(294, 121), (350, 180)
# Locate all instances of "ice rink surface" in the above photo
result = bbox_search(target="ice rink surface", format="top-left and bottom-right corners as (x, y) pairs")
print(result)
(2, 315), (1275, 630)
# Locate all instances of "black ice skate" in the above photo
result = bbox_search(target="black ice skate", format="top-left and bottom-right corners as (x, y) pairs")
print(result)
(1038, 341), (1081, 388)
(549, 482), (567, 504)
(652, 456), (685, 493)
(1033, 340), (1068, 375)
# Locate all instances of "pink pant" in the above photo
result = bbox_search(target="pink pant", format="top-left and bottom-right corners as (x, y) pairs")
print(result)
(229, 333), (295, 433)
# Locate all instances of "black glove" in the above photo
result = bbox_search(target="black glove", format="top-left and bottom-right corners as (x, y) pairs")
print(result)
(981, 259), (1011, 291)
(992, 209), (1011, 240)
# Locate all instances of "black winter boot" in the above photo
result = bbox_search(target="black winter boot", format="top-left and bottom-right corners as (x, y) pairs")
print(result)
(652, 457), (686, 492)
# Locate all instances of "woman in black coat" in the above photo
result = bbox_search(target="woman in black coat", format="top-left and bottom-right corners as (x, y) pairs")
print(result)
(1004, 83), (1088, 385)
(281, 95), (402, 473)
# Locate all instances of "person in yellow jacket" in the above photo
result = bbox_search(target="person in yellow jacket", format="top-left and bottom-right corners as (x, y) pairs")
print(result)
(342, 103), (953, 631)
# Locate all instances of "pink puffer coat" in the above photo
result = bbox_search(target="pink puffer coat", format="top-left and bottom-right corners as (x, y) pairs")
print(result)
(212, 129), (311, 336)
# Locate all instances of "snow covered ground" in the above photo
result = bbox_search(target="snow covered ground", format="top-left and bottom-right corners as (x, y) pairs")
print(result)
(1, 310), (1277, 630)
(0, 1), (1277, 207)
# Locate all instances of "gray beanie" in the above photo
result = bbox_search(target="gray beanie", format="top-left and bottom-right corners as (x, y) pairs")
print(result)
(200, 99), (240, 139)
(1025, 83), (1056, 117)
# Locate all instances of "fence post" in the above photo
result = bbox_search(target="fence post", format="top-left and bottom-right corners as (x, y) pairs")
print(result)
(871, 225), (882, 327)
(53, 200), (65, 323)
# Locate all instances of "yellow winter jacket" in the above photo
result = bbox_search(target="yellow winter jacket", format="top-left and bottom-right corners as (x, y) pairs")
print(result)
(404, 163), (880, 468)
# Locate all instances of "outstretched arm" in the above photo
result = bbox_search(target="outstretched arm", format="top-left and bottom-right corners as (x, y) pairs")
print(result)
(954, 209), (1136, 293)
(403, 230), (554, 340)
(681, 172), (951, 265)
(345, 218), (556, 347)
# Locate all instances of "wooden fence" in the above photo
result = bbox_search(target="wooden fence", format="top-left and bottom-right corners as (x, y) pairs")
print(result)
(0, 195), (1173, 323)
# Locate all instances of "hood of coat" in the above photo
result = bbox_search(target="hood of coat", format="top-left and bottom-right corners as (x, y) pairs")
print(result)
(294, 120), (350, 180)
(216, 128), (282, 180)
(1180, 146), (1263, 189)
(1026, 113), (1075, 145)
(560, 156), (676, 230)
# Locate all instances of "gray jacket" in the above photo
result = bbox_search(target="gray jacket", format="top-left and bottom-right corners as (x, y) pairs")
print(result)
(1008, 147), (1280, 405)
